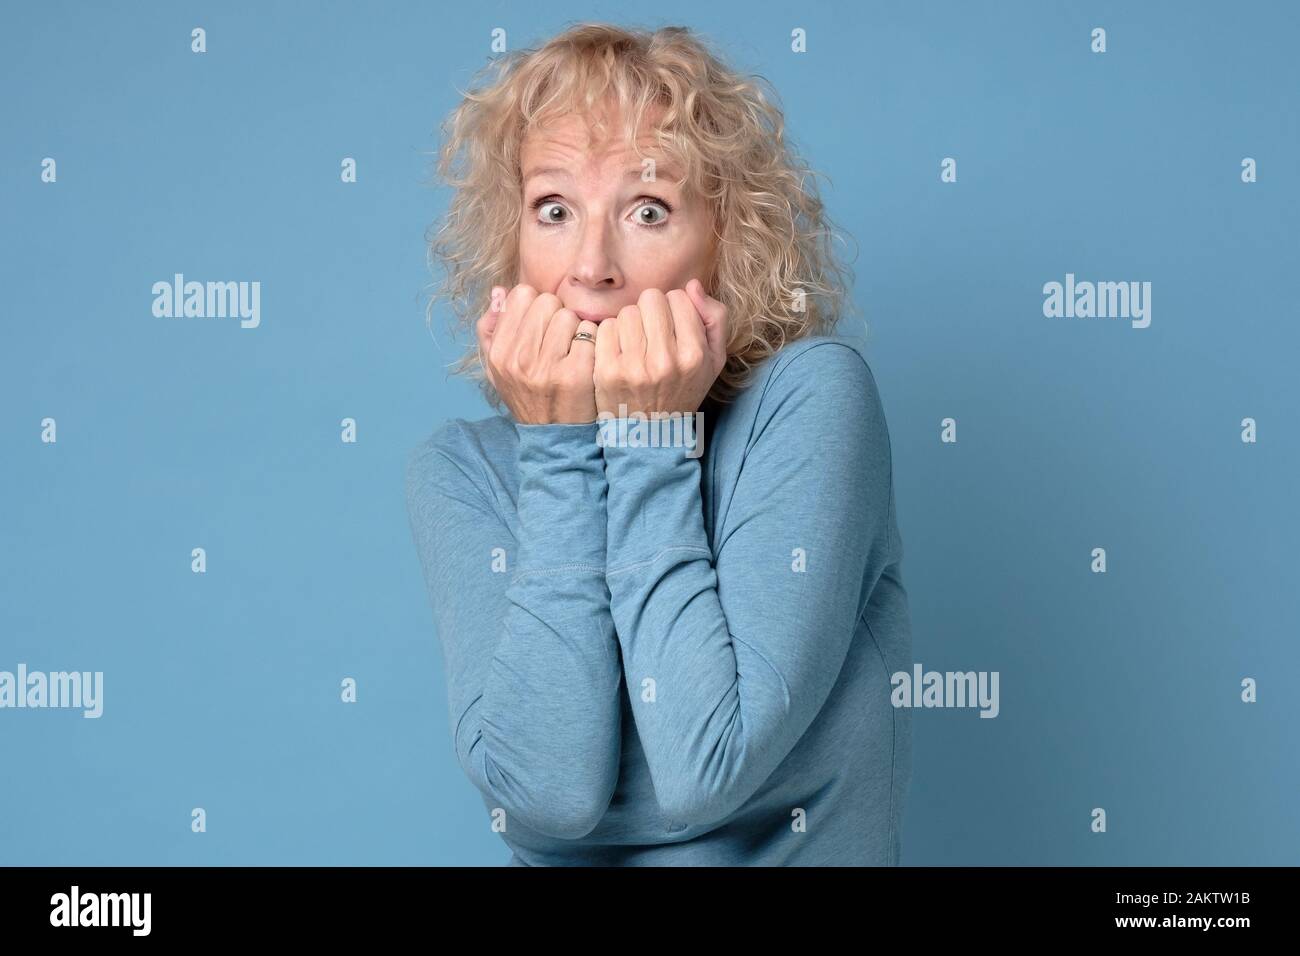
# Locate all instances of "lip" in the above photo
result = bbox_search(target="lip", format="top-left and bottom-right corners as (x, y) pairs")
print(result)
(571, 309), (613, 324)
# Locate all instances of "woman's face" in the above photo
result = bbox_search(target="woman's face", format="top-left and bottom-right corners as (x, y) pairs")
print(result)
(516, 110), (717, 325)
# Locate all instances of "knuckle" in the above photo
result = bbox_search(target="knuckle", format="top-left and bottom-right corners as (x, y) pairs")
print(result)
(510, 284), (538, 309)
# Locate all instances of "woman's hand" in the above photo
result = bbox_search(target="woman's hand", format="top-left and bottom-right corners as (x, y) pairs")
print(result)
(477, 284), (600, 424)
(594, 280), (728, 418)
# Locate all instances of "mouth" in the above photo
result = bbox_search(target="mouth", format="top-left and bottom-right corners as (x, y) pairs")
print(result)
(571, 309), (614, 324)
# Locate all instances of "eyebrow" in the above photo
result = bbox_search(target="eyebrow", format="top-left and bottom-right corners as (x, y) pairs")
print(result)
(523, 164), (683, 185)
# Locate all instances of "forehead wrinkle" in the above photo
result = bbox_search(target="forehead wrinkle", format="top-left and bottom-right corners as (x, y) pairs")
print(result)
(523, 122), (681, 185)
(522, 164), (683, 186)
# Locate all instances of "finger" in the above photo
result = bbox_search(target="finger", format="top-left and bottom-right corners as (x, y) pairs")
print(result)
(595, 318), (620, 384)
(476, 287), (508, 387)
(476, 306), (499, 357)
(616, 304), (645, 357)
(686, 279), (728, 363)
(517, 291), (562, 365)
(666, 288), (707, 361)
(540, 307), (581, 360)
(479, 286), (506, 345)
(492, 284), (537, 365)
(567, 319), (598, 370)
(637, 288), (675, 360)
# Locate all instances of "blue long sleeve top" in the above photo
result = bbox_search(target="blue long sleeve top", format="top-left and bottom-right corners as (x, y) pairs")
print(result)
(404, 334), (913, 865)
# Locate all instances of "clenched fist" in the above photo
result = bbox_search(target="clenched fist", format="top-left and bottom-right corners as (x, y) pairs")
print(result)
(477, 284), (600, 424)
(594, 280), (728, 419)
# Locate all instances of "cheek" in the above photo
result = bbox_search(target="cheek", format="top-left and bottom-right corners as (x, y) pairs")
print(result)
(517, 232), (562, 286)
(665, 223), (717, 280)
(633, 231), (712, 288)
(655, 240), (717, 290)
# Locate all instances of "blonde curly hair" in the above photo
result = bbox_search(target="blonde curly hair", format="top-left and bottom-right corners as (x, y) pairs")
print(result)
(426, 21), (857, 408)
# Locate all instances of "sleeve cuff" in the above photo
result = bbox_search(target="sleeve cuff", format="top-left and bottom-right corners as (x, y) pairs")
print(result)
(601, 419), (711, 572)
(513, 420), (608, 573)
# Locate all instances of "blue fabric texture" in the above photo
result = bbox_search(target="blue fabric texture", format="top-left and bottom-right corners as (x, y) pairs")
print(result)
(405, 334), (913, 865)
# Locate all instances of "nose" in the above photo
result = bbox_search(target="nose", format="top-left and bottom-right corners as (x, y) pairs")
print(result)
(566, 215), (622, 291)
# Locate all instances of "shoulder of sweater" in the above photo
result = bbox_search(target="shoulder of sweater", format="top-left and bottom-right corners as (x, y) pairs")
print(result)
(724, 334), (894, 484)
(749, 333), (884, 414)
(740, 337), (896, 532)
(405, 413), (514, 499)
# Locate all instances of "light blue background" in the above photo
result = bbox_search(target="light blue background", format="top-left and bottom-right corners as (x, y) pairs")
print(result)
(2, 0), (1296, 865)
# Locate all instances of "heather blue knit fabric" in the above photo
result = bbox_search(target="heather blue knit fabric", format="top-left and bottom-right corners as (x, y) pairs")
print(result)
(405, 335), (912, 865)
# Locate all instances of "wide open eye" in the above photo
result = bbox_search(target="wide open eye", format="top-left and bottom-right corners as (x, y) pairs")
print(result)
(632, 199), (672, 227)
(533, 199), (569, 226)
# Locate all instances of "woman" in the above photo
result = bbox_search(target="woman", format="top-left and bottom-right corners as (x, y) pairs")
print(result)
(406, 22), (912, 865)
